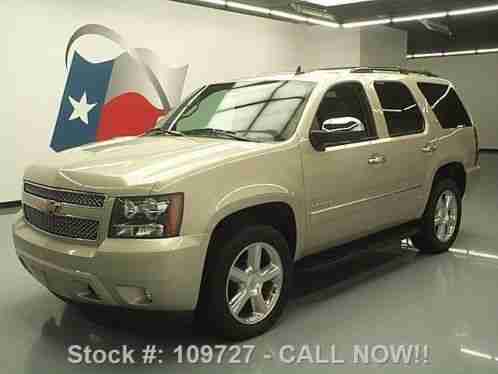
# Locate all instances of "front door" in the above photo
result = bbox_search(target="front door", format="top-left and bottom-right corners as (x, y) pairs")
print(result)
(301, 81), (395, 255)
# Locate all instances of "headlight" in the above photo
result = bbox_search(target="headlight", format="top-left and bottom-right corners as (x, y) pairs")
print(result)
(109, 194), (183, 239)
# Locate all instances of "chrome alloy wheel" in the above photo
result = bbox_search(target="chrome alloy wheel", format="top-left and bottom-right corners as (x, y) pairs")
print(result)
(225, 242), (283, 325)
(434, 189), (459, 243)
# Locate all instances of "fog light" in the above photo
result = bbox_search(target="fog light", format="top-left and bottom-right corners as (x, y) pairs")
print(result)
(116, 286), (153, 305)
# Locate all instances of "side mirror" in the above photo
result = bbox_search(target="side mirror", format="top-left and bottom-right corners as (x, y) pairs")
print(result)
(322, 116), (365, 133)
(310, 116), (367, 151)
(309, 130), (330, 152)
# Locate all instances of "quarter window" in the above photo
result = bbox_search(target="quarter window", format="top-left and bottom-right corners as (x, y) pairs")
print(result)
(374, 81), (424, 137)
(417, 83), (472, 129)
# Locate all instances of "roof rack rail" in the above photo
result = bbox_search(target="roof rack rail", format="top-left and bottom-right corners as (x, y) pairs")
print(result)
(315, 66), (439, 77)
(350, 66), (439, 77)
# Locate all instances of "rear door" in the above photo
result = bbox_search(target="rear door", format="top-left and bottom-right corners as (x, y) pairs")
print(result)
(367, 80), (432, 225)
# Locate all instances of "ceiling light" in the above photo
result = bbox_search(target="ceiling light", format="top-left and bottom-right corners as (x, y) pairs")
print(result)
(307, 18), (340, 27)
(449, 4), (498, 16)
(270, 10), (308, 22)
(226, 1), (269, 15)
(343, 18), (391, 28)
(392, 11), (447, 23)
(307, 0), (376, 6)
(407, 48), (498, 59)
(478, 48), (498, 54)
(196, 0), (226, 5)
(408, 52), (444, 59)
(444, 50), (476, 56)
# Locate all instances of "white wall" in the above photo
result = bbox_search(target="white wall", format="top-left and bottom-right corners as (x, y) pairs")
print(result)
(408, 54), (498, 150)
(297, 26), (361, 70)
(2, 0), (361, 202)
(360, 26), (407, 67)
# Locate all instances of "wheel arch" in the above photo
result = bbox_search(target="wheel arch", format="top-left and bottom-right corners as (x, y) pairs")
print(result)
(207, 199), (299, 261)
(196, 198), (299, 311)
(432, 162), (466, 196)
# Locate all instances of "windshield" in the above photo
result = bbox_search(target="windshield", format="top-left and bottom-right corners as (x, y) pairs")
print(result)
(161, 80), (315, 142)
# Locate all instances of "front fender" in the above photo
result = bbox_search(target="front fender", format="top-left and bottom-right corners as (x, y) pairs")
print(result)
(207, 184), (304, 258)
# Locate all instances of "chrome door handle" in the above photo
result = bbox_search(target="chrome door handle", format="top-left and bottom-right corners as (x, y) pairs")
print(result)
(422, 142), (438, 153)
(368, 154), (386, 165)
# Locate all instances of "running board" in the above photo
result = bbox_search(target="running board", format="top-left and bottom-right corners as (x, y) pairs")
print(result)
(296, 221), (420, 273)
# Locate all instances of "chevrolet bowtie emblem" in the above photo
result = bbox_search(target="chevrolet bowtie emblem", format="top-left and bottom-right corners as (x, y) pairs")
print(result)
(46, 200), (63, 216)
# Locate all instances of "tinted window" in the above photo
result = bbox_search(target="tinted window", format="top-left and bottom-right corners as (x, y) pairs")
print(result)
(374, 81), (424, 137)
(314, 82), (375, 145)
(418, 83), (472, 129)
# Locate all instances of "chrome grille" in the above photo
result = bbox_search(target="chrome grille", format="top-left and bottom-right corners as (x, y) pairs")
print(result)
(24, 182), (105, 208)
(24, 205), (99, 241)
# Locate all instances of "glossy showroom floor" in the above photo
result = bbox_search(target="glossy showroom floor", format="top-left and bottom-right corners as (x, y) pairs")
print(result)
(2, 153), (498, 374)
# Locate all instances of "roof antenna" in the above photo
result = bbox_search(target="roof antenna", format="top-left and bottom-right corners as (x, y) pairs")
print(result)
(295, 65), (303, 75)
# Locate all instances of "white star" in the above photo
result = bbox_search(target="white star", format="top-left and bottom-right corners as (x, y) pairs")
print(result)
(68, 92), (97, 125)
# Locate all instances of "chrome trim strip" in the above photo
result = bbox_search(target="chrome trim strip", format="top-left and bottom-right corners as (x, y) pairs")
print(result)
(311, 185), (422, 216)
(23, 193), (102, 221)
(24, 180), (106, 196)
(23, 180), (106, 209)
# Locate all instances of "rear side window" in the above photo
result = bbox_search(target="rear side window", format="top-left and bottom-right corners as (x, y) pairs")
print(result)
(374, 81), (424, 137)
(417, 83), (472, 129)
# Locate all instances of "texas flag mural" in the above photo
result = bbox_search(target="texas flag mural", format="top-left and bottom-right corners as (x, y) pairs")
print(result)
(51, 24), (188, 152)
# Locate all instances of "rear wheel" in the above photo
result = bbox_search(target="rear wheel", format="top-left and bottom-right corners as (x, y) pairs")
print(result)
(412, 179), (462, 254)
(199, 225), (292, 341)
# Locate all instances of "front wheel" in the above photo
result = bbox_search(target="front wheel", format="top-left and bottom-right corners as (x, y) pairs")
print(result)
(199, 225), (293, 341)
(411, 179), (462, 254)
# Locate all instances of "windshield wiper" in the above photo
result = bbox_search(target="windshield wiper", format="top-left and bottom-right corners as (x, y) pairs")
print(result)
(144, 128), (186, 137)
(182, 128), (253, 142)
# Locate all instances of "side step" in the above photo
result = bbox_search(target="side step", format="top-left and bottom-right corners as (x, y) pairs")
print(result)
(295, 221), (420, 273)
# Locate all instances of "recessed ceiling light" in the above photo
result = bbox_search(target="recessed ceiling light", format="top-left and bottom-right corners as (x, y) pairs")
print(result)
(226, 1), (269, 15)
(406, 48), (498, 59)
(308, 18), (340, 27)
(197, 0), (226, 5)
(408, 52), (444, 59)
(392, 11), (447, 23)
(449, 4), (498, 16)
(478, 48), (498, 54)
(444, 50), (476, 56)
(343, 18), (390, 27)
(270, 10), (309, 22)
(306, 0), (376, 6)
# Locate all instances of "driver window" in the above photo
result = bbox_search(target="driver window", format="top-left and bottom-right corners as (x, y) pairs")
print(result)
(314, 82), (375, 142)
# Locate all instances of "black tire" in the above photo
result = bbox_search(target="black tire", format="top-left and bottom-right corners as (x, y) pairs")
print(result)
(411, 178), (462, 254)
(198, 225), (293, 341)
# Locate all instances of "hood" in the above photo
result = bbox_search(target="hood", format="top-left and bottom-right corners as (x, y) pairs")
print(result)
(25, 136), (266, 195)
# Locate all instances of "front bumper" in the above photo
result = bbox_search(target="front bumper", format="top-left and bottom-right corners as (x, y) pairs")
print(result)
(13, 215), (209, 311)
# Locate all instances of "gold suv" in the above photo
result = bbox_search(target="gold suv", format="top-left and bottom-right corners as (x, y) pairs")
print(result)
(13, 67), (480, 340)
